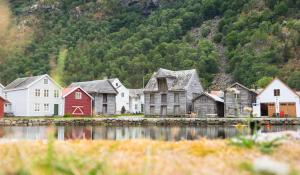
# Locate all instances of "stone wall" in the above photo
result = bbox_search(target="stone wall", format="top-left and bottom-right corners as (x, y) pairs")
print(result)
(1, 117), (300, 126)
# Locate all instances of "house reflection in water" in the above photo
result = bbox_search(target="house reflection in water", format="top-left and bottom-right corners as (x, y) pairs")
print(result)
(56, 126), (93, 140)
(0, 126), (48, 140)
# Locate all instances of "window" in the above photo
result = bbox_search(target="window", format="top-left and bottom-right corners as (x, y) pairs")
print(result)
(34, 103), (40, 112)
(141, 104), (144, 112)
(54, 90), (59, 98)
(35, 89), (40, 97)
(75, 92), (82, 99)
(103, 94), (107, 103)
(234, 93), (240, 99)
(44, 104), (49, 112)
(174, 105), (180, 115)
(157, 78), (168, 91)
(150, 94), (155, 104)
(44, 89), (49, 97)
(274, 89), (280, 96)
(150, 106), (155, 114)
(161, 94), (167, 103)
(135, 104), (138, 110)
(121, 92), (124, 97)
(174, 93), (179, 103)
(116, 83), (119, 86)
(44, 78), (48, 84)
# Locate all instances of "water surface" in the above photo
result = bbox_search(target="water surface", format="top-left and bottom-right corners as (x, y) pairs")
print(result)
(1, 125), (299, 141)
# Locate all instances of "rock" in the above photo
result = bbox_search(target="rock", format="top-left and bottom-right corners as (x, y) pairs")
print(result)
(253, 157), (290, 175)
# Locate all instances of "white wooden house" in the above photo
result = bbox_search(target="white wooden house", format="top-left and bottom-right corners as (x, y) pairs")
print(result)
(0, 83), (4, 96)
(3, 74), (63, 117)
(129, 89), (144, 114)
(108, 78), (129, 114)
(253, 78), (300, 117)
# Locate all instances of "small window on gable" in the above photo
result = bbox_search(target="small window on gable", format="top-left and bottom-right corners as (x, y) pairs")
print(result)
(75, 92), (82, 99)
(157, 78), (168, 91)
(235, 93), (240, 99)
(116, 83), (119, 86)
(121, 92), (124, 97)
(44, 78), (48, 84)
(274, 89), (280, 96)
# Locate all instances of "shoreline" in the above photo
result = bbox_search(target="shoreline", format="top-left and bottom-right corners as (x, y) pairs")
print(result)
(1, 117), (300, 126)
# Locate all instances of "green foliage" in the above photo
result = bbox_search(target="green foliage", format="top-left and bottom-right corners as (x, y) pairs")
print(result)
(256, 76), (273, 88)
(1, 0), (299, 89)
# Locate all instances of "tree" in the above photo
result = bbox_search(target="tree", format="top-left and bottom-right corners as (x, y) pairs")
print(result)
(256, 77), (273, 88)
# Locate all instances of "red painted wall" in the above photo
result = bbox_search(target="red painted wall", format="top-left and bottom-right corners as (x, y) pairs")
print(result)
(0, 98), (4, 118)
(64, 88), (92, 116)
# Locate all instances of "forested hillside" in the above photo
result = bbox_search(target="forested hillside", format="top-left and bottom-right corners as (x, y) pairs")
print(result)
(0, 0), (299, 89)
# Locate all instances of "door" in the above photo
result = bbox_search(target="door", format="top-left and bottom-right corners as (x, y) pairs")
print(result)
(160, 106), (167, 116)
(280, 103), (296, 117)
(267, 103), (275, 117)
(54, 104), (59, 116)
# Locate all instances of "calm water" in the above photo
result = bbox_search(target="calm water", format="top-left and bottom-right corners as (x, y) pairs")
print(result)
(0, 125), (299, 141)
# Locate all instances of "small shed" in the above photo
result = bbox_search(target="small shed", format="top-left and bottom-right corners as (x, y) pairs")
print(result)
(63, 87), (93, 116)
(193, 92), (224, 117)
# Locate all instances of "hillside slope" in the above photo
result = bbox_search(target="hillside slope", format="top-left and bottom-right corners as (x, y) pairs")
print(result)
(0, 0), (299, 89)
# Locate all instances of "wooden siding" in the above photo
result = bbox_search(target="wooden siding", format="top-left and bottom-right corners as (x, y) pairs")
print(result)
(193, 96), (218, 117)
(144, 92), (187, 116)
(92, 93), (116, 115)
(64, 88), (92, 116)
(225, 84), (256, 117)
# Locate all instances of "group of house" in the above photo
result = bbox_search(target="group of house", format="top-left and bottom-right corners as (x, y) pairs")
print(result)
(143, 68), (300, 118)
(0, 75), (144, 117)
(0, 68), (299, 118)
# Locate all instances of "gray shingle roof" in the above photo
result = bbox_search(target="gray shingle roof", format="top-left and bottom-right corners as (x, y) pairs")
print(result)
(193, 92), (224, 103)
(129, 89), (143, 98)
(69, 80), (117, 94)
(4, 75), (45, 91)
(144, 68), (197, 92)
(0, 83), (4, 89)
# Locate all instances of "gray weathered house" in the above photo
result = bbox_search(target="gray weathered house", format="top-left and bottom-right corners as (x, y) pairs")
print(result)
(144, 68), (203, 117)
(69, 80), (117, 115)
(224, 82), (257, 117)
(193, 92), (224, 117)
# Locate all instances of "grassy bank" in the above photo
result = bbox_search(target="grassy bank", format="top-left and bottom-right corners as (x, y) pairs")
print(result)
(0, 138), (299, 175)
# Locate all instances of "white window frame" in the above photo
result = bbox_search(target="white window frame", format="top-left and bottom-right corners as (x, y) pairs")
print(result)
(121, 92), (125, 97)
(54, 90), (59, 98)
(35, 89), (40, 97)
(44, 89), (49, 97)
(75, 92), (82, 99)
(34, 103), (40, 112)
(44, 78), (48, 84)
(44, 103), (49, 112)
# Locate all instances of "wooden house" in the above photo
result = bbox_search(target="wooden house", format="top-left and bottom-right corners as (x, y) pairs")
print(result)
(129, 89), (144, 114)
(0, 96), (8, 118)
(3, 74), (63, 117)
(69, 80), (117, 115)
(143, 68), (203, 117)
(62, 87), (93, 116)
(253, 78), (300, 117)
(108, 78), (129, 114)
(224, 82), (257, 117)
(193, 92), (224, 117)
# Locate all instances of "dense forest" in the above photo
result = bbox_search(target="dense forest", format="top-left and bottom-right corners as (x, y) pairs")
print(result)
(0, 0), (299, 89)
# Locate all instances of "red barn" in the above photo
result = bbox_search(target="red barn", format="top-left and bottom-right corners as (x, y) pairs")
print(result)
(0, 96), (8, 118)
(63, 87), (93, 116)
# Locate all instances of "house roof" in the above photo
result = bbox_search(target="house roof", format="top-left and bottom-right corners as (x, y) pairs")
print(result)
(144, 68), (198, 92)
(193, 92), (224, 103)
(227, 82), (258, 94)
(257, 78), (300, 98)
(62, 87), (94, 99)
(129, 89), (143, 98)
(0, 95), (10, 103)
(69, 80), (117, 94)
(4, 74), (61, 91)
(0, 83), (4, 89)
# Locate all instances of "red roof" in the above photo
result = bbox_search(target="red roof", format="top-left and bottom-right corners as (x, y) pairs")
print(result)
(62, 87), (93, 99)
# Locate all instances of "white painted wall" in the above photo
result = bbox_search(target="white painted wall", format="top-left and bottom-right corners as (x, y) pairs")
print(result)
(27, 76), (63, 116)
(110, 79), (129, 114)
(253, 79), (300, 117)
(5, 89), (28, 116)
(129, 94), (144, 113)
(0, 84), (4, 96)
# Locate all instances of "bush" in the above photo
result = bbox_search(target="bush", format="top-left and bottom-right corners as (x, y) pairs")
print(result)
(213, 33), (223, 43)
(201, 27), (211, 37)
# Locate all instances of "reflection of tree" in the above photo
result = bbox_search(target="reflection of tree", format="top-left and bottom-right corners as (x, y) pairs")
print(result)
(64, 127), (92, 140)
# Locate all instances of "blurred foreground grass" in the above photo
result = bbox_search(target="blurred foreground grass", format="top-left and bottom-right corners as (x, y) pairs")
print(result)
(0, 138), (299, 175)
